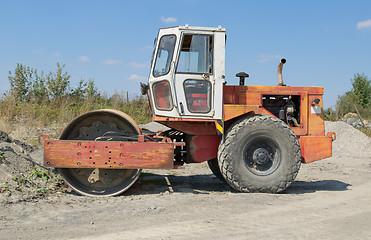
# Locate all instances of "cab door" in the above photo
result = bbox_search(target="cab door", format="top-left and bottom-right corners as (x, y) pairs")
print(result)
(148, 28), (180, 118)
(174, 33), (215, 118)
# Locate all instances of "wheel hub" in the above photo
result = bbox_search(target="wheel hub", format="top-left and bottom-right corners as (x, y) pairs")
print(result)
(252, 148), (270, 165)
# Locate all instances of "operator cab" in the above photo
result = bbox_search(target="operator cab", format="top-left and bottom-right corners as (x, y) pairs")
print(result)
(147, 26), (225, 120)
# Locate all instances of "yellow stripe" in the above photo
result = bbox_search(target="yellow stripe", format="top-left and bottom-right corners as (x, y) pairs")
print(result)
(216, 123), (223, 134)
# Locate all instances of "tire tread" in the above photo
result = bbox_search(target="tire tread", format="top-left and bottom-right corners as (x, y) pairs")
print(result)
(218, 115), (301, 193)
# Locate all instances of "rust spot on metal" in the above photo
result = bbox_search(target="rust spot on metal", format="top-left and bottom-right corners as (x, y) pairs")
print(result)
(38, 135), (50, 146)
(43, 140), (174, 169)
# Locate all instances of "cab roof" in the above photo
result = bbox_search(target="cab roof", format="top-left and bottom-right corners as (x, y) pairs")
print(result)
(160, 25), (226, 32)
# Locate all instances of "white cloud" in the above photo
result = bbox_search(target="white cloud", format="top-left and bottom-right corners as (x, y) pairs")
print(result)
(258, 55), (282, 63)
(128, 74), (147, 82)
(129, 62), (148, 68)
(357, 19), (371, 30)
(78, 56), (90, 62)
(103, 59), (122, 65)
(160, 16), (177, 23)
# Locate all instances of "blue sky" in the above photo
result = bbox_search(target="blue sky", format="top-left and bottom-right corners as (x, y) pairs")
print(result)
(1, 0), (370, 109)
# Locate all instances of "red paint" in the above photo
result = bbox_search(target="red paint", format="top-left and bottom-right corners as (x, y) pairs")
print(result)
(187, 135), (221, 163)
(42, 137), (174, 169)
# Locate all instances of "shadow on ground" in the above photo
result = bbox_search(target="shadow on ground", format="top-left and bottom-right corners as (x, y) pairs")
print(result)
(125, 173), (351, 196)
(284, 180), (351, 194)
(126, 173), (232, 195)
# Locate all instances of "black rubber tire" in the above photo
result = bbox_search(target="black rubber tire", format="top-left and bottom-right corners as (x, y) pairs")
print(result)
(218, 115), (301, 193)
(207, 158), (225, 182)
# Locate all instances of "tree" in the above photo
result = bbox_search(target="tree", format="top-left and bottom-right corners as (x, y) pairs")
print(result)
(351, 73), (371, 109)
(31, 70), (48, 101)
(8, 64), (32, 101)
(336, 73), (371, 119)
(46, 63), (71, 100)
(336, 91), (355, 117)
(86, 79), (98, 98)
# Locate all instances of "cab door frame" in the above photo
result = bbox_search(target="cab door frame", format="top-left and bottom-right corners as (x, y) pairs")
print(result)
(173, 27), (225, 120)
(174, 32), (215, 118)
(148, 27), (181, 118)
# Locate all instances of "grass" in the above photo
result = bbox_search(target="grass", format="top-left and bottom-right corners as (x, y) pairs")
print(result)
(359, 128), (371, 137)
(0, 167), (66, 195)
(0, 92), (152, 133)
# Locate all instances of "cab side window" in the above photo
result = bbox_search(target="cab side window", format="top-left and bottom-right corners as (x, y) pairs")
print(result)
(177, 35), (213, 74)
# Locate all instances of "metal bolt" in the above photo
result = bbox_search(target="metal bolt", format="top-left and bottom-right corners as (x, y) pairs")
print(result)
(77, 162), (81, 166)
(77, 152), (81, 156)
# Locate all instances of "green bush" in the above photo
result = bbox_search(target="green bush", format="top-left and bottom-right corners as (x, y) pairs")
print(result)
(324, 107), (337, 121)
(1, 63), (152, 128)
(352, 73), (371, 109)
(336, 73), (371, 120)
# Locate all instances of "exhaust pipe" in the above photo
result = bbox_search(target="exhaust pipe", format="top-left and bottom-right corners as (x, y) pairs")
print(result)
(277, 58), (286, 86)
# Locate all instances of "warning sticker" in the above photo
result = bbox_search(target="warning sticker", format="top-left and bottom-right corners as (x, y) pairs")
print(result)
(311, 106), (322, 114)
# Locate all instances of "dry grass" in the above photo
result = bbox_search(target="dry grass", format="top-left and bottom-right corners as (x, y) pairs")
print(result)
(0, 92), (152, 143)
(359, 128), (371, 138)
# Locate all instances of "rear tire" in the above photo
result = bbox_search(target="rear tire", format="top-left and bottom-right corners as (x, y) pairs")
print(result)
(218, 115), (301, 193)
(207, 158), (225, 182)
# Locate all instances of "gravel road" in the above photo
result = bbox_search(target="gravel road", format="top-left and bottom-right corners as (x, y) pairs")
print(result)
(0, 121), (370, 240)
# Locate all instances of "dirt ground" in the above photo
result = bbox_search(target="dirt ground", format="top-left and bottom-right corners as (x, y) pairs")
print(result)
(0, 121), (370, 240)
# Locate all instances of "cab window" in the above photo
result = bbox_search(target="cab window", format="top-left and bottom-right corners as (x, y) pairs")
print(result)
(153, 35), (176, 77)
(177, 35), (213, 74)
(152, 80), (173, 110)
(183, 79), (211, 113)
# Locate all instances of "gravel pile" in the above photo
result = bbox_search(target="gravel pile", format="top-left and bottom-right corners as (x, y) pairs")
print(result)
(0, 130), (65, 203)
(325, 121), (371, 158)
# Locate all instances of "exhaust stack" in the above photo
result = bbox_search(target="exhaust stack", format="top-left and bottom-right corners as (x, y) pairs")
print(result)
(277, 58), (286, 86)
